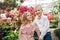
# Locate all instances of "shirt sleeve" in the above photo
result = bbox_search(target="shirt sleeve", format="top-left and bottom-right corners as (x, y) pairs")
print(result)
(40, 16), (50, 39)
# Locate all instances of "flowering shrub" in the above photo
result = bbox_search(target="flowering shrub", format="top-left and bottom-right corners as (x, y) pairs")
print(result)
(0, 10), (21, 40)
(44, 13), (54, 20)
(28, 6), (35, 13)
(44, 13), (59, 28)
(17, 5), (28, 13)
(17, 5), (35, 15)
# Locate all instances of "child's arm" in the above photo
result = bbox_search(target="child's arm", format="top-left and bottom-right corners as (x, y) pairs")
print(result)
(33, 24), (41, 40)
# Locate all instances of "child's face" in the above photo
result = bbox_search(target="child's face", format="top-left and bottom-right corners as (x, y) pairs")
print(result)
(27, 12), (32, 21)
(35, 6), (43, 17)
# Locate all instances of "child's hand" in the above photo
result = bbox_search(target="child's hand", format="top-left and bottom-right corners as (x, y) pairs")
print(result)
(38, 37), (40, 40)
(38, 37), (43, 40)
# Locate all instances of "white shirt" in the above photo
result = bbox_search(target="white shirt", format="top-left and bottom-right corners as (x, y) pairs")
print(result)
(33, 15), (50, 39)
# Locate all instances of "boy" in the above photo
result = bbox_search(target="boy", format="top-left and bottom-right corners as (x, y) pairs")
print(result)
(33, 5), (52, 40)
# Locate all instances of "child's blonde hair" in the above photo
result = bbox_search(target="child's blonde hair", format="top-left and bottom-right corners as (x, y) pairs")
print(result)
(21, 11), (32, 25)
(35, 5), (43, 11)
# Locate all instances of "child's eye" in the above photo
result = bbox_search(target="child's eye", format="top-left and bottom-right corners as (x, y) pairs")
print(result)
(37, 10), (40, 11)
(35, 10), (40, 12)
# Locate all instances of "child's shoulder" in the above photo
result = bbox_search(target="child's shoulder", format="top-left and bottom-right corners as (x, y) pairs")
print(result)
(43, 15), (47, 18)
(42, 15), (48, 19)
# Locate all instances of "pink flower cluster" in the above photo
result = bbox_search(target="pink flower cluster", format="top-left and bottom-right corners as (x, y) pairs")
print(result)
(17, 5), (35, 14)
(44, 13), (54, 20)
(17, 5), (28, 13)
(28, 6), (35, 13)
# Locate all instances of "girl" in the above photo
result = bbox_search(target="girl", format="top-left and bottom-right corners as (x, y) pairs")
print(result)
(19, 11), (41, 40)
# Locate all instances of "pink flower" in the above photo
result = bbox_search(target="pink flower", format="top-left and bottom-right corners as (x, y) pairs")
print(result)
(9, 10), (15, 16)
(44, 13), (54, 20)
(9, 13), (15, 17)
(7, 17), (12, 20)
(27, 6), (36, 16)
(5, 13), (9, 17)
(28, 6), (35, 13)
(7, 17), (12, 24)
(17, 5), (28, 13)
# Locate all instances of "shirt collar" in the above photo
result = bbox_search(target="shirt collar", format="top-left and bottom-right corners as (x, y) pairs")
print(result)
(36, 14), (43, 20)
